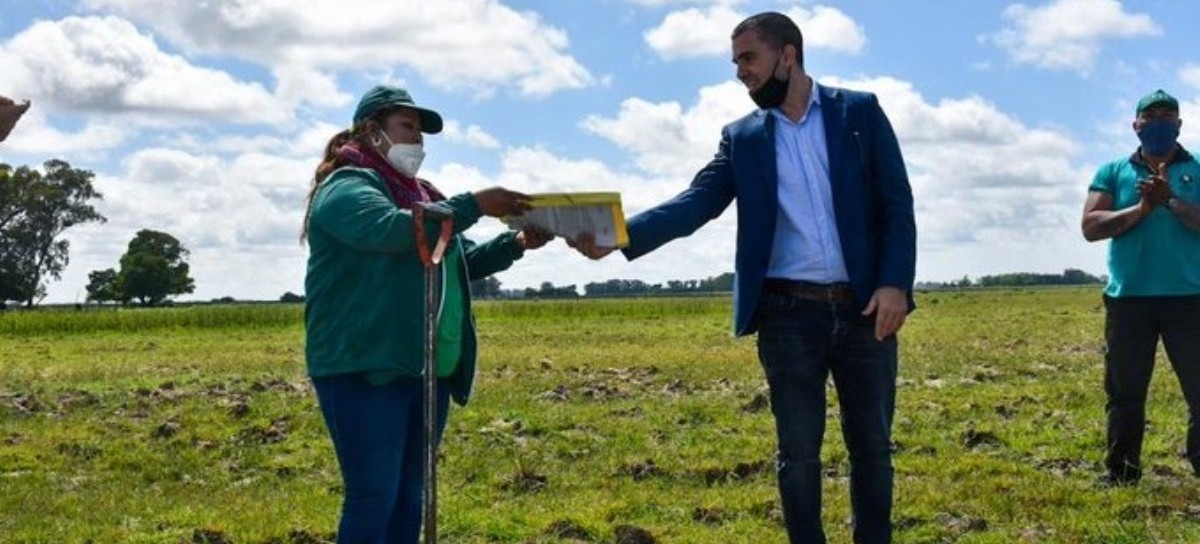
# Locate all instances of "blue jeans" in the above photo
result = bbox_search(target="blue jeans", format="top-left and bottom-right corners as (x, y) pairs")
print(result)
(1103, 294), (1200, 482)
(312, 374), (451, 544)
(755, 292), (898, 544)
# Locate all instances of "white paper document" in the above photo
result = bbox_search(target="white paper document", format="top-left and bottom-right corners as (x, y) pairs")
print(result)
(502, 192), (629, 248)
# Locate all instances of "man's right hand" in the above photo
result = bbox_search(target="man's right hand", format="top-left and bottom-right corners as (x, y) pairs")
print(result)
(1137, 165), (1173, 214)
(474, 187), (533, 218)
(567, 233), (615, 260)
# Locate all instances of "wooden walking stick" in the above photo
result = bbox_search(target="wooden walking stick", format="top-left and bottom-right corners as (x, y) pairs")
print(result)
(412, 202), (453, 544)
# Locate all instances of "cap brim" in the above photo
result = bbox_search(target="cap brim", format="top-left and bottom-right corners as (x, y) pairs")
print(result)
(402, 105), (442, 134)
(417, 108), (443, 134)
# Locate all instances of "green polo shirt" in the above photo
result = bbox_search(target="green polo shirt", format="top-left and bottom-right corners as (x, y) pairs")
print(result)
(363, 241), (465, 386)
(1089, 147), (1200, 297)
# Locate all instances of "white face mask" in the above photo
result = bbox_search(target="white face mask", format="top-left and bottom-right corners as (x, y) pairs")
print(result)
(379, 130), (425, 177)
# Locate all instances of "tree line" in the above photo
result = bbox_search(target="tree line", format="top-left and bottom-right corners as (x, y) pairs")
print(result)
(465, 272), (737, 300)
(916, 268), (1105, 290)
(1, 160), (194, 309)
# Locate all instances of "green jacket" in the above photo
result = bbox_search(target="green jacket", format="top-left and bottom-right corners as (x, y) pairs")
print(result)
(304, 166), (525, 405)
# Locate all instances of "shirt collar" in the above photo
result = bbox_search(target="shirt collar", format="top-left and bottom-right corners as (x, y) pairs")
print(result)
(770, 77), (820, 125)
(1129, 144), (1193, 167)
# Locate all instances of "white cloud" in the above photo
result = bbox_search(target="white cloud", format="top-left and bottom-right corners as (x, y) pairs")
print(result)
(0, 105), (127, 156)
(1181, 65), (1200, 91)
(644, 4), (866, 60)
(644, 6), (745, 60)
(0, 16), (289, 124)
(442, 120), (501, 149)
(273, 65), (352, 110)
(988, 0), (1160, 73)
(783, 6), (867, 56)
(582, 81), (751, 179)
(827, 76), (1087, 248)
(626, 0), (744, 6)
(81, 0), (594, 97)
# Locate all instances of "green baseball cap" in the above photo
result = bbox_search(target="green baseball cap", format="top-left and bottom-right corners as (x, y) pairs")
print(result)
(1135, 89), (1179, 115)
(352, 85), (443, 134)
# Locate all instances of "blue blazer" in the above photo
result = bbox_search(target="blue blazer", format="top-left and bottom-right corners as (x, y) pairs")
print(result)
(622, 84), (917, 336)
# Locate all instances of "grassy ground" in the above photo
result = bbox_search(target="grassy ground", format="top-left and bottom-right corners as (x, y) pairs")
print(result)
(2, 289), (1199, 543)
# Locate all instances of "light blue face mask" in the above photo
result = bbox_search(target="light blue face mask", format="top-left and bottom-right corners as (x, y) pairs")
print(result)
(1137, 118), (1180, 157)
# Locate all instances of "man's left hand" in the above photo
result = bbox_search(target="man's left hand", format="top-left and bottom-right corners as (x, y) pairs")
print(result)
(862, 286), (907, 341)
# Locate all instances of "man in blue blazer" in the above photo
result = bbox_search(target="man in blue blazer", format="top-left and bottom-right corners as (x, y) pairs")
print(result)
(573, 11), (916, 544)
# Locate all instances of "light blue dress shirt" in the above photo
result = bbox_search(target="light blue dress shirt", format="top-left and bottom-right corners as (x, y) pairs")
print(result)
(766, 78), (850, 283)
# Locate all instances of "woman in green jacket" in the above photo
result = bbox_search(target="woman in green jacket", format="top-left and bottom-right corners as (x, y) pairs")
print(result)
(302, 85), (551, 543)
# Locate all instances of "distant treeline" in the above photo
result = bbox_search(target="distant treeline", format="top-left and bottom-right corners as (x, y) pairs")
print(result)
(915, 268), (1105, 290)
(470, 272), (736, 299)
(273, 273), (735, 303)
(270, 269), (1102, 304)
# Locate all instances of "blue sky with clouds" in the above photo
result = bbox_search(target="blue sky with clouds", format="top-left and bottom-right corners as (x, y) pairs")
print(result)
(2, 0), (1198, 303)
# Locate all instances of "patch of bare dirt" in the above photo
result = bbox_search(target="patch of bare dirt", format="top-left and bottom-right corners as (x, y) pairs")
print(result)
(691, 506), (729, 525)
(619, 459), (664, 481)
(500, 468), (547, 494)
(613, 524), (656, 544)
(544, 519), (594, 541)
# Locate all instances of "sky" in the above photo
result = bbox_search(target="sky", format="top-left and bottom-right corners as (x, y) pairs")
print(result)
(1, 0), (1198, 303)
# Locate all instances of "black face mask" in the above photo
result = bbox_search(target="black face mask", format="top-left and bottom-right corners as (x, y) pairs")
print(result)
(750, 51), (790, 110)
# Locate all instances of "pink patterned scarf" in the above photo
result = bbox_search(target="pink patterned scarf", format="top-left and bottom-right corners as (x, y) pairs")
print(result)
(335, 143), (444, 208)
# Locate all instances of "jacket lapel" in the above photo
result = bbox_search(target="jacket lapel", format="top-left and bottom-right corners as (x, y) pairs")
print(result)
(754, 110), (777, 196)
(819, 84), (847, 208)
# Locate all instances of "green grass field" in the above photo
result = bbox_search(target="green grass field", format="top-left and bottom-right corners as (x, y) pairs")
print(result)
(2, 289), (1199, 543)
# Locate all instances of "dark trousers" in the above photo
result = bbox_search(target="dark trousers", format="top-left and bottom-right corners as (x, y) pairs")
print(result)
(312, 374), (451, 544)
(1104, 295), (1200, 481)
(755, 292), (898, 544)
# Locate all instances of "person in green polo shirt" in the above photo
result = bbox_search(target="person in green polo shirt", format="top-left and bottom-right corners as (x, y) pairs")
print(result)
(302, 84), (553, 542)
(1083, 88), (1200, 486)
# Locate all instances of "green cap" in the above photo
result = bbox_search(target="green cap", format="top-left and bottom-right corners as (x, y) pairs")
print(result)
(1135, 89), (1179, 115)
(352, 85), (443, 134)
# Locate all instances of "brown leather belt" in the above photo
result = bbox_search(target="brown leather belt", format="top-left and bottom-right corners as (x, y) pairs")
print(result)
(763, 278), (855, 303)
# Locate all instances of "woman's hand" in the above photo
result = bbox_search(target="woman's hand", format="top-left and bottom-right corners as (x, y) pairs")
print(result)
(474, 187), (533, 218)
(516, 226), (554, 250)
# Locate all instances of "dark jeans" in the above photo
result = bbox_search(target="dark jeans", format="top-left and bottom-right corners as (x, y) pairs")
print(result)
(1103, 294), (1200, 482)
(756, 292), (898, 544)
(312, 374), (451, 544)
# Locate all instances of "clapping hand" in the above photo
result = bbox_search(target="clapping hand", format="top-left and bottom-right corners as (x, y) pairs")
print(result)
(1136, 162), (1173, 207)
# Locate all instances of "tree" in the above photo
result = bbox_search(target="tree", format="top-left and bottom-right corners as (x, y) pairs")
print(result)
(115, 229), (195, 306)
(0, 160), (106, 307)
(470, 276), (501, 299)
(85, 268), (120, 305)
(280, 291), (305, 303)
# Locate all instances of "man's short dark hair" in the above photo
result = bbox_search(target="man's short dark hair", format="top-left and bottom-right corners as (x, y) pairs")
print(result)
(731, 12), (805, 69)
